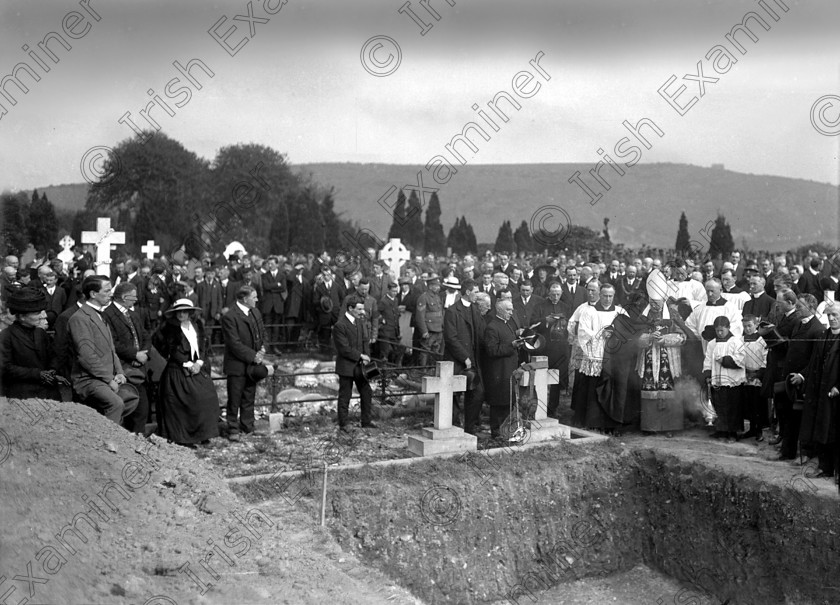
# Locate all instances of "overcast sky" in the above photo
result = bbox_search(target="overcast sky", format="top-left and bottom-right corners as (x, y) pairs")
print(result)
(1, 0), (838, 191)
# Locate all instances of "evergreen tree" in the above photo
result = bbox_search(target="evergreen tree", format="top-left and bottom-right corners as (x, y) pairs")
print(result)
(320, 188), (341, 252)
(404, 190), (425, 252)
(70, 209), (93, 244)
(446, 217), (466, 256)
(709, 213), (734, 259)
(27, 191), (58, 251)
(387, 189), (407, 241)
(494, 220), (514, 252)
(513, 220), (534, 254)
(675, 211), (690, 253)
(423, 192), (446, 255)
(1, 192), (30, 256)
(463, 217), (477, 254)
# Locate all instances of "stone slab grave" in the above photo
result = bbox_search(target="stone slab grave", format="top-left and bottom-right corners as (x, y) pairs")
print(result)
(517, 356), (571, 442)
(407, 361), (477, 457)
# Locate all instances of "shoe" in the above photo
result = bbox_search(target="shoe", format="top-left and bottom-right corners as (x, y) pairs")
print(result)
(773, 454), (794, 461)
(228, 433), (241, 442)
(338, 425), (351, 434)
(768, 435), (783, 446)
(738, 429), (756, 440)
(143, 422), (158, 438)
(709, 431), (727, 439)
(755, 433), (765, 443)
(361, 421), (378, 429)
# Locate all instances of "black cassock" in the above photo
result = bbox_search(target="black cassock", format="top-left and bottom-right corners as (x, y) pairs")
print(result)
(153, 320), (220, 444)
(596, 312), (649, 426)
(800, 330), (840, 456)
(482, 316), (519, 409)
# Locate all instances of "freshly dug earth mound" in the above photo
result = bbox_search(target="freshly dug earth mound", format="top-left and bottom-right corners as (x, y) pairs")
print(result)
(0, 397), (419, 605)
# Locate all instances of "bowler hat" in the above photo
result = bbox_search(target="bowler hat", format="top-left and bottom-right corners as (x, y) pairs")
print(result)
(319, 295), (334, 313)
(246, 363), (269, 381)
(362, 361), (380, 381)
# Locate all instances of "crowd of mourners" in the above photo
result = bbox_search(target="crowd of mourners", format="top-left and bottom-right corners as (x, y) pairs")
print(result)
(1, 245), (838, 490)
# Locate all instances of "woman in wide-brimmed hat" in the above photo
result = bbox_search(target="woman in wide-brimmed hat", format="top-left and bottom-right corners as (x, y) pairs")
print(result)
(0, 286), (64, 400)
(152, 298), (219, 447)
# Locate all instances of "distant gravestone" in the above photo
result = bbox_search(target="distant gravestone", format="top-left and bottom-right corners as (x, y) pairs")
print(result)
(407, 361), (477, 457)
(57, 236), (75, 269)
(81, 217), (125, 275)
(380, 238), (410, 280)
(141, 240), (160, 259)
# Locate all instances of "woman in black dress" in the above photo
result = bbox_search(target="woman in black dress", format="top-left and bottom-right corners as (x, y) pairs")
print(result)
(153, 298), (219, 446)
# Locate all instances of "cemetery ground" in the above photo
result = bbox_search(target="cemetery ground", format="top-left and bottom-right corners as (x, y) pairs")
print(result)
(3, 359), (840, 604)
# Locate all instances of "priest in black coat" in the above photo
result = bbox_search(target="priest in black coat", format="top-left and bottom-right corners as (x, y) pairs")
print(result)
(800, 306), (840, 485)
(481, 299), (524, 438)
(443, 280), (485, 434)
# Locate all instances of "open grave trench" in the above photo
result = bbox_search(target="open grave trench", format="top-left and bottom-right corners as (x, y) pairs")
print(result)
(230, 424), (840, 605)
(217, 355), (840, 604)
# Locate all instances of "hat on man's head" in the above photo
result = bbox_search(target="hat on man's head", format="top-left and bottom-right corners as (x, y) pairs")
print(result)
(535, 264), (556, 276)
(442, 276), (460, 290)
(398, 277), (411, 285)
(745, 262), (759, 272)
(8, 286), (47, 315)
(424, 273), (440, 283)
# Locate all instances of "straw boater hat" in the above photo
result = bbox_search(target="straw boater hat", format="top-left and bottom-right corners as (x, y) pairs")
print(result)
(8, 287), (47, 315)
(442, 276), (461, 290)
(165, 298), (201, 315)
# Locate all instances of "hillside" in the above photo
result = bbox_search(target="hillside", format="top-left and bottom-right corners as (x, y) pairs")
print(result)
(34, 163), (839, 251)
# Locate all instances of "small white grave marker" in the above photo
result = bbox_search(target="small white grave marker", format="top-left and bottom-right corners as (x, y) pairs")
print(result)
(380, 238), (410, 281)
(141, 240), (160, 259)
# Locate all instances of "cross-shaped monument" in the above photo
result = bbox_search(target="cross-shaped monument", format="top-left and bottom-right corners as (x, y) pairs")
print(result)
(407, 361), (477, 457)
(380, 238), (410, 281)
(81, 217), (125, 276)
(518, 356), (571, 441)
(57, 235), (75, 269)
(141, 240), (160, 259)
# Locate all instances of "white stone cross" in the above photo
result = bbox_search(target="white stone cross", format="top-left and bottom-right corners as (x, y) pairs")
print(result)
(57, 235), (75, 269)
(81, 217), (125, 275)
(422, 361), (467, 431)
(141, 240), (160, 259)
(380, 238), (410, 281)
(519, 356), (560, 421)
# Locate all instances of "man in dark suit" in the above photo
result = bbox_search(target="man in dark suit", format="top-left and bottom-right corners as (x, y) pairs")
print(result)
(798, 257), (824, 303)
(103, 282), (153, 434)
(39, 268), (67, 330)
(221, 284), (272, 441)
(601, 259), (621, 289)
(615, 265), (642, 307)
(560, 266), (586, 312)
(494, 252), (514, 277)
(368, 261), (392, 301)
(312, 265), (343, 352)
(444, 280), (485, 434)
(260, 256), (287, 353)
(377, 281), (403, 365)
(333, 295), (375, 432)
(68, 275), (139, 424)
(196, 265), (222, 322)
(761, 258), (776, 299)
(778, 295), (825, 460)
(512, 279), (545, 329)
(284, 262), (311, 349)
